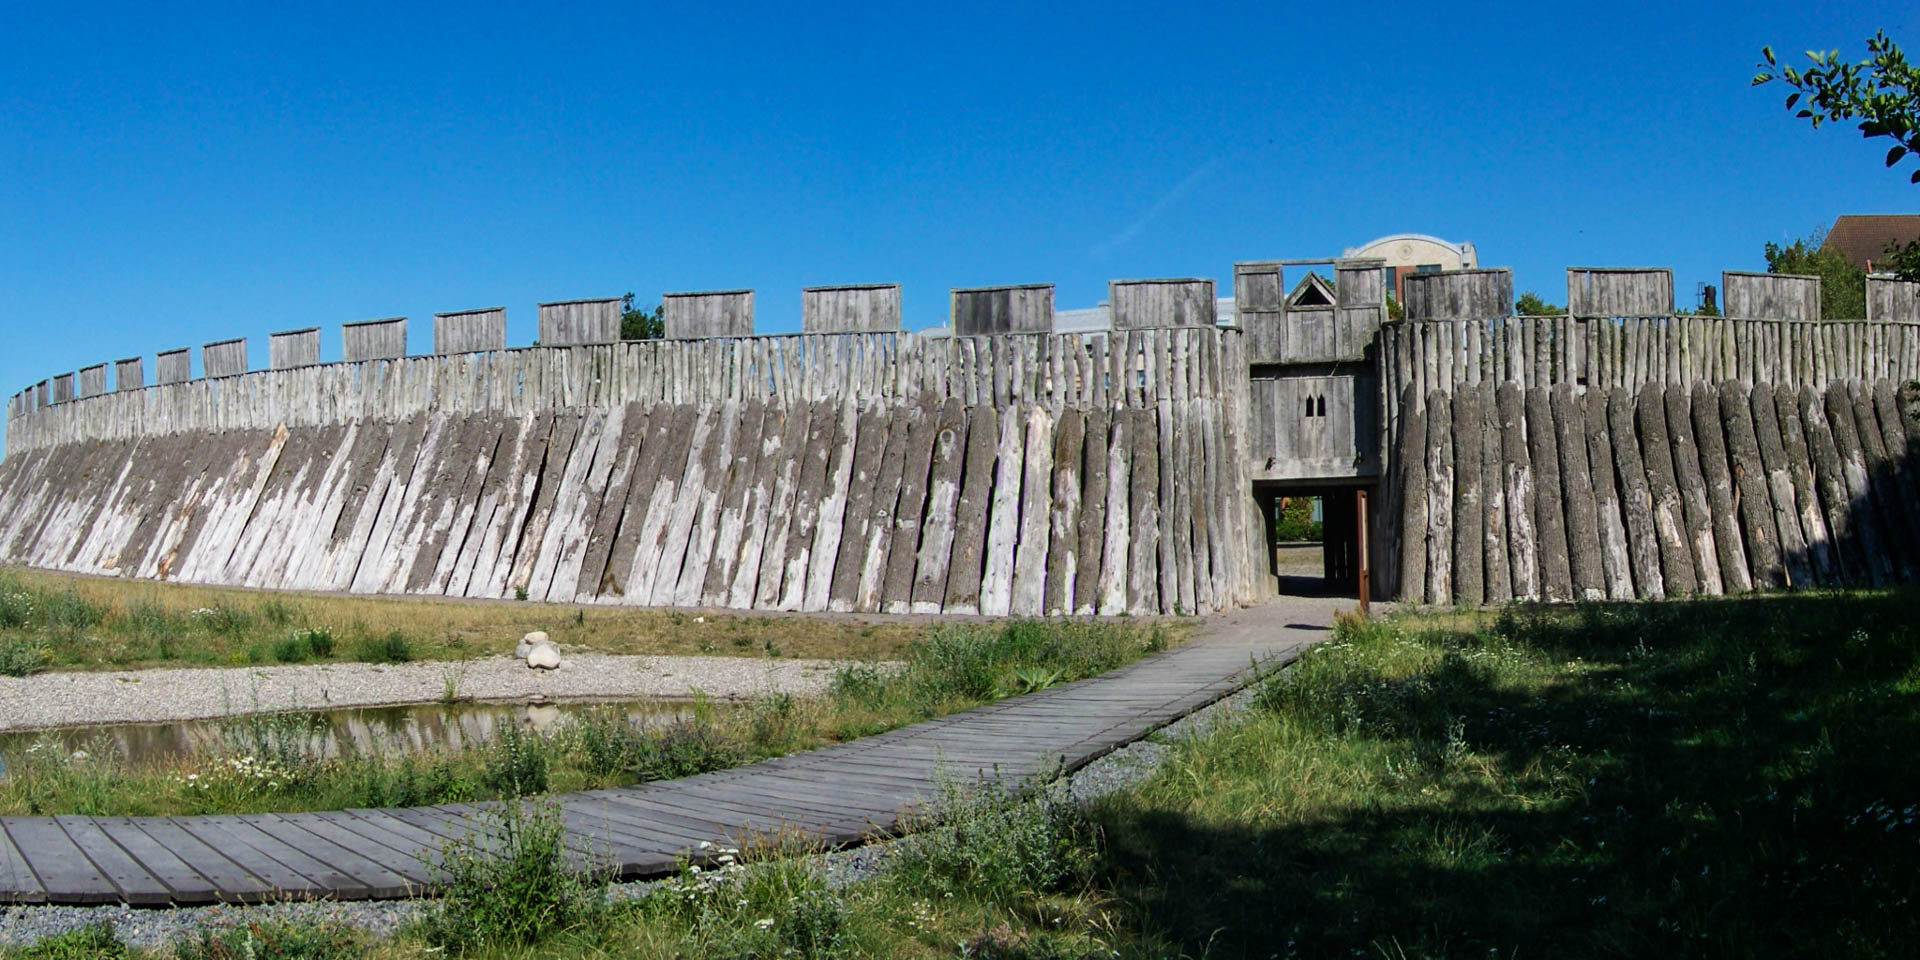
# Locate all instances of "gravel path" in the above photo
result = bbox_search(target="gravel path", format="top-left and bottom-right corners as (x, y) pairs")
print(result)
(0, 653), (860, 732)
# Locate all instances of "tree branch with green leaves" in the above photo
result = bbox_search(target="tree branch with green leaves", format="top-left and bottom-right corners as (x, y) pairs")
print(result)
(1754, 32), (1919, 183)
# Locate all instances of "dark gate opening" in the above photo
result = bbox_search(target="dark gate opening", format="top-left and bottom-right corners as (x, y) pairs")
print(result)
(1255, 482), (1372, 599)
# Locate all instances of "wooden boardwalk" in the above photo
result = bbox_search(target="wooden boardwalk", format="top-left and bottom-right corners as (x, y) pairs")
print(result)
(0, 600), (1338, 905)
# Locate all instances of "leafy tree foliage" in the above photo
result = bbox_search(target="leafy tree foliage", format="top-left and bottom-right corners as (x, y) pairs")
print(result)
(1514, 291), (1563, 316)
(1884, 238), (1920, 280)
(1764, 231), (1867, 319)
(620, 293), (664, 340)
(1754, 32), (1920, 184)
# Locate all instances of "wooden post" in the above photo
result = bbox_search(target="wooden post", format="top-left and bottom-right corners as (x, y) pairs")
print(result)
(1356, 488), (1370, 616)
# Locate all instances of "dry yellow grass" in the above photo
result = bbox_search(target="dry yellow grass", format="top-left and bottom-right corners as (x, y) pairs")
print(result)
(0, 564), (935, 669)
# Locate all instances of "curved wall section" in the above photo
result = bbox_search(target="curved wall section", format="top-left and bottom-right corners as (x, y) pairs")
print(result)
(0, 330), (1260, 616)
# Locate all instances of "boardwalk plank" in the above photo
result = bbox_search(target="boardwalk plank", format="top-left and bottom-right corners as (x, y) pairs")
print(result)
(4, 817), (116, 904)
(53, 816), (173, 905)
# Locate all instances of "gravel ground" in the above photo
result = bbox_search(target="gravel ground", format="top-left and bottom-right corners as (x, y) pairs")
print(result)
(0, 664), (1281, 952)
(0, 653), (858, 732)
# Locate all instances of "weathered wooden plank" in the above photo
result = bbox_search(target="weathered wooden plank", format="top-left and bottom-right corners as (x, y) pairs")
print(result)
(1526, 387), (1572, 601)
(699, 401), (771, 604)
(648, 406), (720, 605)
(1720, 382), (1786, 589)
(1097, 396), (1134, 614)
(1801, 385), (1879, 585)
(1583, 389), (1635, 599)
(674, 401), (745, 606)
(1479, 384), (1511, 604)
(828, 403), (890, 612)
(801, 400), (861, 611)
(1553, 384), (1604, 600)
(1126, 407), (1162, 614)
(903, 398), (962, 613)
(847, 402), (909, 611)
(1770, 385), (1839, 585)
(1423, 389), (1454, 605)
(602, 408), (680, 598)
(1010, 405), (1056, 615)
(777, 399), (846, 611)
(1043, 408), (1086, 615)
(979, 403), (1028, 616)
(1449, 389), (1484, 604)
(1871, 379), (1920, 573)
(1654, 386), (1711, 596)
(1748, 383), (1816, 587)
(943, 405), (999, 615)
(1848, 382), (1918, 580)
(1396, 385), (1429, 601)
(1607, 388), (1663, 599)
(1073, 408), (1111, 615)
(1689, 383), (1751, 592)
(727, 405), (791, 608)
(752, 400), (820, 608)
(52, 817), (172, 905)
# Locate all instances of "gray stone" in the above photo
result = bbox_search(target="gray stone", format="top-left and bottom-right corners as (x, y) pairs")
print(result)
(515, 631), (549, 659)
(525, 642), (561, 670)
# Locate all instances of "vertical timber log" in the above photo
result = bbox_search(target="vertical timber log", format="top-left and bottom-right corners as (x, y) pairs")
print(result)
(1450, 389), (1482, 605)
(1554, 384), (1604, 600)
(1585, 389), (1635, 599)
(1425, 389), (1455, 607)
(1642, 385), (1701, 595)
(1395, 385), (1428, 601)
(1608, 388), (1664, 599)
(1497, 383), (1536, 599)
(1690, 383), (1752, 592)
(1480, 384), (1512, 604)
(1748, 384), (1815, 587)
(1773, 386), (1840, 585)
(1720, 382), (1786, 589)
(1849, 382), (1918, 580)
(1526, 387), (1572, 601)
(1802, 385), (1879, 585)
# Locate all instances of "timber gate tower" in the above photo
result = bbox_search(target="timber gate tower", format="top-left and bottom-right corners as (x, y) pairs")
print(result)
(6, 263), (1920, 611)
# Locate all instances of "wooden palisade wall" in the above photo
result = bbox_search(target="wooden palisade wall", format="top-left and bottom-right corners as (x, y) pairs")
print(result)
(1391, 378), (1920, 603)
(951, 284), (1054, 336)
(203, 339), (247, 379)
(115, 357), (143, 392)
(664, 290), (755, 339)
(1110, 279), (1216, 329)
(538, 299), (621, 346)
(0, 327), (1259, 618)
(1403, 269), (1514, 320)
(269, 328), (321, 369)
(1567, 267), (1673, 317)
(1723, 271), (1821, 321)
(435, 308), (508, 354)
(342, 318), (407, 361)
(77, 365), (106, 399)
(803, 284), (902, 334)
(157, 349), (192, 384)
(1867, 277), (1920, 322)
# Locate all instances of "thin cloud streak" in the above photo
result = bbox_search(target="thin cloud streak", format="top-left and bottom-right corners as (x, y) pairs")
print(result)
(1089, 158), (1223, 260)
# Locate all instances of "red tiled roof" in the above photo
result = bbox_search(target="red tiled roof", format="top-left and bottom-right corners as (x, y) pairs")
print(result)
(1824, 214), (1920, 270)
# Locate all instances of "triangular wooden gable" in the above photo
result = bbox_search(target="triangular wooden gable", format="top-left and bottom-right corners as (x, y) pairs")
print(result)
(1287, 272), (1336, 308)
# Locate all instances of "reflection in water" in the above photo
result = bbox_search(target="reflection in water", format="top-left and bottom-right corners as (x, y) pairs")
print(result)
(0, 698), (708, 775)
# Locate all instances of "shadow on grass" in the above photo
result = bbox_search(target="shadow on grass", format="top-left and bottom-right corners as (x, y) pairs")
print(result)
(1092, 591), (1920, 959)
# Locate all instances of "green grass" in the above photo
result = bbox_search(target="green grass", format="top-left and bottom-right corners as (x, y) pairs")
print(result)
(1085, 592), (1920, 958)
(5, 594), (1915, 959)
(0, 565), (991, 671)
(0, 619), (1174, 819)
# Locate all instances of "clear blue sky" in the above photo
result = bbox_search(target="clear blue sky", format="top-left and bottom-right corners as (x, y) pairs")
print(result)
(3, 1), (1916, 409)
